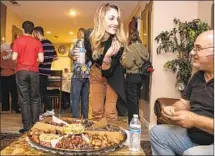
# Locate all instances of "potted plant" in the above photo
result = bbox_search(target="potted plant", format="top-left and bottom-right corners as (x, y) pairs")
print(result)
(155, 18), (210, 91)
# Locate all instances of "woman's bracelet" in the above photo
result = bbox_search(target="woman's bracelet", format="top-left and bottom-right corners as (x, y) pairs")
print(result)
(103, 56), (112, 65)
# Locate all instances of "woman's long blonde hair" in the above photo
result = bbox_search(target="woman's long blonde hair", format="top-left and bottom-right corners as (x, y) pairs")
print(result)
(90, 3), (127, 60)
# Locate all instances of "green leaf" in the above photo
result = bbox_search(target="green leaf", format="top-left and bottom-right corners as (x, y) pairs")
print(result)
(155, 18), (210, 88)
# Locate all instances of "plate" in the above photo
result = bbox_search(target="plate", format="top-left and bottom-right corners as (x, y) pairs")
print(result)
(27, 128), (127, 155)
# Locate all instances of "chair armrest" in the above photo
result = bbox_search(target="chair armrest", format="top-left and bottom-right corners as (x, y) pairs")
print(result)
(154, 98), (179, 124)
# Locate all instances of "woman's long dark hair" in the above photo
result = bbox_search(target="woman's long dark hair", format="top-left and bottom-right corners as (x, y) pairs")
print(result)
(128, 29), (142, 45)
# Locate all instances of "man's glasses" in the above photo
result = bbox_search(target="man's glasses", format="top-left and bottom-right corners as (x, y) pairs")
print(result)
(193, 46), (214, 52)
(190, 46), (214, 56)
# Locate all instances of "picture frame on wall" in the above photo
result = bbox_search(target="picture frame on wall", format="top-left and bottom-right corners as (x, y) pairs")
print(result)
(58, 45), (67, 55)
(12, 25), (23, 42)
(54, 44), (71, 57)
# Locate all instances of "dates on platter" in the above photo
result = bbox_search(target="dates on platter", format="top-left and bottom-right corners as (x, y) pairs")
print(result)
(55, 133), (116, 150)
(27, 118), (127, 154)
(56, 134), (93, 150)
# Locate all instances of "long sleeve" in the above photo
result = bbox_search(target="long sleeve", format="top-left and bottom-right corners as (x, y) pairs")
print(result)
(102, 48), (123, 78)
(121, 48), (135, 69)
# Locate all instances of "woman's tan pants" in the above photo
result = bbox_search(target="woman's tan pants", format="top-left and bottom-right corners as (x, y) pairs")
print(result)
(90, 64), (118, 121)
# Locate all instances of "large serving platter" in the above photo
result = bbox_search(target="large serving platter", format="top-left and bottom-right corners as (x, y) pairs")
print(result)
(26, 117), (127, 155)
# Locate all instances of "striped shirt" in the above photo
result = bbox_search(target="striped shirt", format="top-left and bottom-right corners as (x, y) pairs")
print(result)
(39, 39), (57, 75)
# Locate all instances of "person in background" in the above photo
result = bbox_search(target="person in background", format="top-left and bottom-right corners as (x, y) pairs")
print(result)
(12, 21), (44, 134)
(87, 3), (127, 121)
(121, 29), (149, 123)
(69, 28), (91, 119)
(150, 30), (214, 155)
(33, 26), (57, 118)
(61, 68), (71, 111)
(0, 39), (19, 113)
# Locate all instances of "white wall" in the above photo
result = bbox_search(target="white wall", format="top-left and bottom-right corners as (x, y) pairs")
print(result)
(149, 1), (198, 127)
(198, 1), (213, 27)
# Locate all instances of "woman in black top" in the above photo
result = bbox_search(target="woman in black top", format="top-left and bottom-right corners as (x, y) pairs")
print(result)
(85, 3), (127, 121)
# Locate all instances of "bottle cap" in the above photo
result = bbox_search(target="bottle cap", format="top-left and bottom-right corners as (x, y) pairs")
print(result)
(133, 114), (138, 118)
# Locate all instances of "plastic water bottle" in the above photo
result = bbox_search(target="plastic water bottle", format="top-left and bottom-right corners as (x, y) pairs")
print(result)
(129, 114), (141, 152)
(76, 39), (86, 64)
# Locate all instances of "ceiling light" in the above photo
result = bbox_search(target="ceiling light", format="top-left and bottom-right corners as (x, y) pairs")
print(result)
(46, 31), (51, 34)
(69, 32), (74, 35)
(69, 10), (76, 16)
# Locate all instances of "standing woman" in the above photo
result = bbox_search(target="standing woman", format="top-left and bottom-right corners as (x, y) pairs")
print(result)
(0, 40), (19, 113)
(88, 3), (127, 121)
(121, 29), (149, 123)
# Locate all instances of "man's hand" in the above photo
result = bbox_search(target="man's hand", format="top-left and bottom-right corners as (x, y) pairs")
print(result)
(169, 110), (196, 128)
(161, 106), (176, 119)
(12, 52), (18, 61)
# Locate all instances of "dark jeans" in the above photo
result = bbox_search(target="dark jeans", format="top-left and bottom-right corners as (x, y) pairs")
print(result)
(126, 74), (142, 123)
(70, 78), (89, 119)
(16, 71), (40, 130)
(62, 91), (70, 110)
(39, 75), (52, 113)
(0, 74), (19, 111)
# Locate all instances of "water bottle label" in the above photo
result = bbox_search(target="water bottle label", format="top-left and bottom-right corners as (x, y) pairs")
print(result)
(129, 128), (141, 133)
(80, 48), (86, 53)
(130, 124), (141, 129)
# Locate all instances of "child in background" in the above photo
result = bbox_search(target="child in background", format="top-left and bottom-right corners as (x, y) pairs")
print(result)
(69, 28), (91, 119)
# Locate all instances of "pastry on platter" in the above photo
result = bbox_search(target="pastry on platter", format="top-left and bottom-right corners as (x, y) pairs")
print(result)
(39, 133), (59, 147)
(63, 124), (84, 134)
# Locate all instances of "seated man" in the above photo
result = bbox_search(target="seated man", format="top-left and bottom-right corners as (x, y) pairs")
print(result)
(150, 30), (214, 155)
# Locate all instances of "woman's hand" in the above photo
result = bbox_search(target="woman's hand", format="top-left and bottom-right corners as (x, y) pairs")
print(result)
(104, 38), (121, 58)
